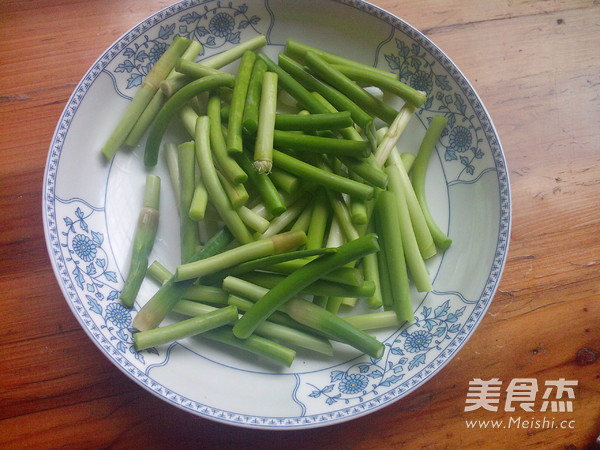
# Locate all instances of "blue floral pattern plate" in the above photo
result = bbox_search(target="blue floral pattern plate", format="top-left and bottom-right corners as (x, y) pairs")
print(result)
(43, 0), (510, 429)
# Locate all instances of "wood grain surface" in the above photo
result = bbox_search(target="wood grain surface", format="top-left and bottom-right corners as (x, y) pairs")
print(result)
(1, 0), (599, 448)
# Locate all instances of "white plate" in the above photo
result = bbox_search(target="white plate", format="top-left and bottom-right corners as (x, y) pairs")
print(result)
(43, 0), (510, 429)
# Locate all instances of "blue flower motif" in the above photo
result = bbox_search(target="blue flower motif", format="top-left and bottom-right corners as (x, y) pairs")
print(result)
(72, 234), (97, 262)
(410, 70), (433, 94)
(209, 12), (235, 38)
(403, 330), (432, 353)
(449, 126), (472, 153)
(338, 374), (368, 395)
(105, 302), (132, 328)
(149, 42), (168, 64)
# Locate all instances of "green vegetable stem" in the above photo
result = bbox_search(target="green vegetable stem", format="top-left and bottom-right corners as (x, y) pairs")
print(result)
(144, 73), (235, 167)
(238, 272), (375, 298)
(159, 34), (267, 97)
(134, 305), (238, 351)
(177, 142), (200, 263)
(253, 71), (278, 173)
(284, 39), (397, 81)
(207, 92), (248, 185)
(273, 130), (370, 158)
(174, 58), (228, 79)
(194, 115), (254, 244)
(102, 37), (192, 161)
(384, 165), (432, 292)
(256, 53), (330, 117)
(272, 150), (374, 200)
(330, 63), (427, 108)
(201, 34), (267, 70)
(386, 150), (436, 259)
(175, 298), (333, 356)
(232, 233), (379, 339)
(227, 50), (256, 154)
(411, 115), (453, 250)
(375, 190), (414, 322)
(374, 104), (416, 166)
(124, 40), (204, 147)
(120, 174), (161, 308)
(224, 277), (384, 359)
(132, 228), (233, 332)
(274, 111), (353, 132)
(237, 151), (287, 217)
(242, 58), (268, 134)
(202, 326), (296, 367)
(175, 230), (307, 281)
(303, 51), (399, 124)
(277, 54), (374, 136)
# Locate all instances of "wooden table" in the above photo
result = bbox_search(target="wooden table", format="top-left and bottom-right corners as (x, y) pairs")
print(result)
(2, 0), (599, 448)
